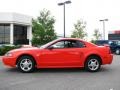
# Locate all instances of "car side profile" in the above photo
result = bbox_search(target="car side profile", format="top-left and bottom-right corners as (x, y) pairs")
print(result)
(2, 38), (113, 73)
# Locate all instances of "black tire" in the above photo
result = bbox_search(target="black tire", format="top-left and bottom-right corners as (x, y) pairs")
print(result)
(115, 49), (120, 55)
(17, 56), (35, 73)
(85, 56), (101, 72)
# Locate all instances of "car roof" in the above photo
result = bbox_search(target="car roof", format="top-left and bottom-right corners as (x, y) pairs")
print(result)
(57, 38), (84, 41)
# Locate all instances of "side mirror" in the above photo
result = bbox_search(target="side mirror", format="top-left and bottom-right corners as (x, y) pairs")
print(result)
(47, 46), (54, 50)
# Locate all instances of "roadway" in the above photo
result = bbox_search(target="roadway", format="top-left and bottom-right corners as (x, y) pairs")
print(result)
(0, 55), (119, 90)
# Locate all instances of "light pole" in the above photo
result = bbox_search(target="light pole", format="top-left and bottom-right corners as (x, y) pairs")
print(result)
(99, 19), (108, 40)
(58, 0), (71, 38)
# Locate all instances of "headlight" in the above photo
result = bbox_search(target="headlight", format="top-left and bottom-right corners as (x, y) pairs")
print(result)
(5, 52), (13, 57)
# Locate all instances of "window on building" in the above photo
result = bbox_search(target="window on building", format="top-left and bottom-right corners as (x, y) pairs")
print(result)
(0, 24), (10, 44)
(14, 25), (28, 45)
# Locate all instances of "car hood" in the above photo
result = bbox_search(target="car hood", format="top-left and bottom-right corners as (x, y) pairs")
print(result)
(9, 47), (40, 53)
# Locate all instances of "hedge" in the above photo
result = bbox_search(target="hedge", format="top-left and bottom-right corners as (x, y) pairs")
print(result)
(0, 46), (20, 56)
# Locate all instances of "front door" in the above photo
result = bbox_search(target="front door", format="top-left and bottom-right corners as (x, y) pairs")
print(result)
(40, 40), (85, 67)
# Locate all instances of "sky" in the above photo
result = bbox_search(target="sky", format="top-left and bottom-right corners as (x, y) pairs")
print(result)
(0, 0), (120, 40)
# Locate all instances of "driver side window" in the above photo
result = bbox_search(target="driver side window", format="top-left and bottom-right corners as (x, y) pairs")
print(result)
(51, 41), (65, 48)
(49, 40), (85, 49)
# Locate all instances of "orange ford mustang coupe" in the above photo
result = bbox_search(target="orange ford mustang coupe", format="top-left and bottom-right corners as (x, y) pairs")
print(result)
(2, 38), (113, 73)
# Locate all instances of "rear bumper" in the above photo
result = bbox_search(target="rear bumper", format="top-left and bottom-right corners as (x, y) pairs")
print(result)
(102, 54), (113, 65)
(2, 56), (16, 67)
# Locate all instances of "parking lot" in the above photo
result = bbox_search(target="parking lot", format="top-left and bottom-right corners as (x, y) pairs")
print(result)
(0, 55), (120, 90)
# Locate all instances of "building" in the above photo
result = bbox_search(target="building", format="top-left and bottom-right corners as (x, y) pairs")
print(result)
(108, 30), (120, 40)
(0, 12), (32, 45)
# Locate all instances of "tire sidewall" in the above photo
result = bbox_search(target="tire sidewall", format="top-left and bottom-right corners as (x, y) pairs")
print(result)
(85, 56), (101, 72)
(17, 56), (35, 73)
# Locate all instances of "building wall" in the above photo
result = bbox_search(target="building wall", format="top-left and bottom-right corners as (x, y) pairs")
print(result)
(0, 13), (32, 25)
(0, 13), (32, 45)
(108, 30), (120, 40)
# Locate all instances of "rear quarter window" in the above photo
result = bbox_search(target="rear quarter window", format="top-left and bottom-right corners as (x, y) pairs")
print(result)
(77, 41), (86, 48)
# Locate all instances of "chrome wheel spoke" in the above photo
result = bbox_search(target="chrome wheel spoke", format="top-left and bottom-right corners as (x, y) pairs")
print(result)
(88, 64), (92, 67)
(91, 66), (95, 70)
(20, 59), (32, 71)
(88, 59), (99, 71)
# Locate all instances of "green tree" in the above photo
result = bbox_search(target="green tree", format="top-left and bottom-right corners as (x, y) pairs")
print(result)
(93, 29), (101, 40)
(90, 39), (96, 44)
(32, 9), (57, 46)
(71, 20), (87, 39)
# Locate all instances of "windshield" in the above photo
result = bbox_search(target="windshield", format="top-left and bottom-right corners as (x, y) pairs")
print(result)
(40, 39), (59, 49)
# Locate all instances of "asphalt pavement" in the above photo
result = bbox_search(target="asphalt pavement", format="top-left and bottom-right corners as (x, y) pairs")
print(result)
(0, 55), (120, 90)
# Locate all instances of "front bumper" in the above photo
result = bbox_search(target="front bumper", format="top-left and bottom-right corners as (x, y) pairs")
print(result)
(2, 56), (16, 67)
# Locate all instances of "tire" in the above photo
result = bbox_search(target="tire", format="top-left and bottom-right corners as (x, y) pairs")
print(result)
(85, 56), (101, 72)
(17, 56), (35, 73)
(115, 49), (120, 55)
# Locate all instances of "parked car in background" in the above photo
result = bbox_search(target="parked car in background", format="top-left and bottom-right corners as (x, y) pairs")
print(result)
(95, 40), (120, 55)
(2, 38), (113, 73)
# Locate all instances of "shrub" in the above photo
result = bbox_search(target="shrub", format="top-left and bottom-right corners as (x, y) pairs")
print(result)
(0, 46), (18, 56)
(91, 40), (96, 44)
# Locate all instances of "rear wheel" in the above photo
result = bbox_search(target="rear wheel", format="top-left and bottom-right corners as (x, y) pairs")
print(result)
(17, 56), (35, 73)
(85, 56), (101, 72)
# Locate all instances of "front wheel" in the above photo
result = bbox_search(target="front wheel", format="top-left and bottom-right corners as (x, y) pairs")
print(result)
(17, 56), (35, 73)
(85, 56), (101, 72)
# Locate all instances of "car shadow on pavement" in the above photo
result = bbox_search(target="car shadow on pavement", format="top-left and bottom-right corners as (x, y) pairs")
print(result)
(3, 68), (20, 73)
(4, 66), (112, 74)
(36, 67), (112, 73)
(36, 68), (85, 73)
